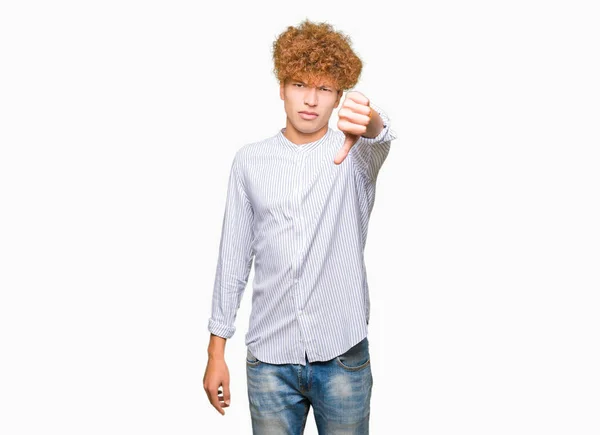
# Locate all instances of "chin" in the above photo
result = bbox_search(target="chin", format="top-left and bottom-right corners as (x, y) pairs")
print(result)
(294, 121), (326, 134)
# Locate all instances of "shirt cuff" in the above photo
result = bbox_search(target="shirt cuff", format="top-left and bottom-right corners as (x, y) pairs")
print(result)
(360, 102), (398, 144)
(208, 318), (235, 339)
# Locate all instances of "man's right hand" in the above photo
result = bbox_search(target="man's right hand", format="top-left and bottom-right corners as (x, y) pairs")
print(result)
(203, 356), (231, 415)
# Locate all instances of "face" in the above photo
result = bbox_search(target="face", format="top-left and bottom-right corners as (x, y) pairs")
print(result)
(279, 76), (343, 140)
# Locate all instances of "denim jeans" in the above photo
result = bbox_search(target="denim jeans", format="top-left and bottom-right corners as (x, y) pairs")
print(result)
(246, 337), (373, 435)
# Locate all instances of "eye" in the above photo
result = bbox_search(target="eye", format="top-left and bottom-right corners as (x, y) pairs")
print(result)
(320, 87), (332, 92)
(294, 83), (304, 87)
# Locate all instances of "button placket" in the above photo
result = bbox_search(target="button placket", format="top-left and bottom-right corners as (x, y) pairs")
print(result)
(295, 154), (307, 281)
(294, 153), (307, 332)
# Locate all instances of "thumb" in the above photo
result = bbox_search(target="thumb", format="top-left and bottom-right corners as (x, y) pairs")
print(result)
(334, 132), (359, 165)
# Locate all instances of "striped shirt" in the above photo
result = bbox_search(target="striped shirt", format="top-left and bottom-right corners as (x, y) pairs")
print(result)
(208, 103), (397, 366)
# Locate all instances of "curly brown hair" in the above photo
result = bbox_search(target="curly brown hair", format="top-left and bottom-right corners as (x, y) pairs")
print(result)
(272, 19), (363, 91)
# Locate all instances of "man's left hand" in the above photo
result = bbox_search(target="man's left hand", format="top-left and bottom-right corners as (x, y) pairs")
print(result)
(335, 91), (372, 165)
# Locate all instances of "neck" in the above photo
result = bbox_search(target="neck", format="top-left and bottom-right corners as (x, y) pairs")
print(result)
(283, 119), (329, 145)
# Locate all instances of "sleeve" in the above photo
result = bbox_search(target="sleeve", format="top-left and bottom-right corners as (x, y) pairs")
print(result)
(208, 152), (255, 339)
(349, 102), (398, 183)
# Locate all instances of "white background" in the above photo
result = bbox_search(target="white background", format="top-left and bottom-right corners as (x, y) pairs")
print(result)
(1, 1), (599, 434)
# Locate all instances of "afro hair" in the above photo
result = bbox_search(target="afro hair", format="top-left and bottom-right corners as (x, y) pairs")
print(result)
(272, 19), (363, 91)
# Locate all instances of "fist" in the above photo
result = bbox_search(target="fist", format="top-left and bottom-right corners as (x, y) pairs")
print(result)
(335, 91), (372, 165)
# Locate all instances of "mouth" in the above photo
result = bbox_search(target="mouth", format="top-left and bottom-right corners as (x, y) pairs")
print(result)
(299, 111), (318, 120)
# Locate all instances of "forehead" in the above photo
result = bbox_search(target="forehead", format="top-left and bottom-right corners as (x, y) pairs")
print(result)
(289, 74), (337, 88)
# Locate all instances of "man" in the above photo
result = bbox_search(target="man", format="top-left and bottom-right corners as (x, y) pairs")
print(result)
(203, 19), (397, 434)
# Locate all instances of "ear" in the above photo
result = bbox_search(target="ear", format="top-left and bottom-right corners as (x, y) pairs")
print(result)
(280, 81), (285, 100)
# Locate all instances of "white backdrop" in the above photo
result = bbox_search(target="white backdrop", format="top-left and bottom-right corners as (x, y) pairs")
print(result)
(1, 1), (599, 434)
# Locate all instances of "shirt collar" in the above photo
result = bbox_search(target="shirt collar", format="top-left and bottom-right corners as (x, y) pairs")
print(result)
(276, 127), (332, 153)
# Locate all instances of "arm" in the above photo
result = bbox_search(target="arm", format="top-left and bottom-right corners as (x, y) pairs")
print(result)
(207, 152), (255, 344)
(204, 152), (254, 416)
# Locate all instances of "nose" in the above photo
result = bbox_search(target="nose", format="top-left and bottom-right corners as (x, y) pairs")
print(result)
(304, 87), (318, 107)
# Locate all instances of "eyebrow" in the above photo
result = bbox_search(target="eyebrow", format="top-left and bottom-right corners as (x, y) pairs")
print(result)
(292, 80), (333, 88)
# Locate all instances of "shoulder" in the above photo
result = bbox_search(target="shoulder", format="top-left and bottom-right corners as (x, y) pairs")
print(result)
(237, 133), (279, 158)
(231, 133), (280, 175)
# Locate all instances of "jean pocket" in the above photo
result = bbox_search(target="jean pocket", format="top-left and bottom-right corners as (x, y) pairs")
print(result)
(246, 348), (261, 366)
(335, 337), (371, 371)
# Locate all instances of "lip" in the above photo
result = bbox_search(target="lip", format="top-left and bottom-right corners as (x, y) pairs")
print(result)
(299, 111), (318, 120)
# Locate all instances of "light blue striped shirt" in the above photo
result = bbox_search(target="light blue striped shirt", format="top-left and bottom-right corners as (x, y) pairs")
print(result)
(208, 104), (397, 365)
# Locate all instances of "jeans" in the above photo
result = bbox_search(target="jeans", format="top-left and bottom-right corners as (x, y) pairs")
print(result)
(246, 337), (373, 435)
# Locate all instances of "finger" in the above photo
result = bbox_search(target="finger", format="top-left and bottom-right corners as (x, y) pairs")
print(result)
(341, 99), (371, 117)
(345, 91), (369, 106)
(222, 381), (231, 408)
(338, 107), (371, 126)
(216, 385), (229, 407)
(334, 133), (359, 165)
(337, 118), (368, 137)
(208, 386), (225, 415)
(217, 387), (225, 405)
